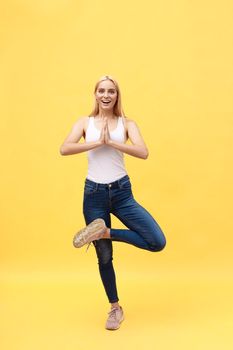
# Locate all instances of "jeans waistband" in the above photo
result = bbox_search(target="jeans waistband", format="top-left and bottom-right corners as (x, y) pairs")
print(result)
(85, 175), (130, 190)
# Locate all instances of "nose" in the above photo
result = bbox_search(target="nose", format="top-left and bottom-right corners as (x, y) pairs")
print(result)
(103, 91), (108, 98)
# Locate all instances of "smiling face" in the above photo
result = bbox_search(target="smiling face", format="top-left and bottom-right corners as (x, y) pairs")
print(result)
(95, 79), (118, 113)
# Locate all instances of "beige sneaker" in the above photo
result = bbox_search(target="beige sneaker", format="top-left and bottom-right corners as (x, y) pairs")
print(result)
(73, 218), (106, 249)
(105, 306), (124, 330)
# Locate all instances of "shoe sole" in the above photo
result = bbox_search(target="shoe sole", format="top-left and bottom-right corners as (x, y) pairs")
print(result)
(73, 218), (106, 248)
(105, 315), (125, 330)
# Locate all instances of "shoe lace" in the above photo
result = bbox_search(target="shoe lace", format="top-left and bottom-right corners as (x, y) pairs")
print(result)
(85, 242), (92, 252)
(108, 307), (119, 319)
(86, 240), (97, 252)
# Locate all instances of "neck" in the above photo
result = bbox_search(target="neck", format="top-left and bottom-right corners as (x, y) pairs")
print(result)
(97, 108), (115, 119)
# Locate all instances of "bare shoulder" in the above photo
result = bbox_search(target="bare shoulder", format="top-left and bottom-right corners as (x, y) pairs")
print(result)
(70, 115), (88, 126)
(125, 117), (134, 123)
(124, 117), (140, 130)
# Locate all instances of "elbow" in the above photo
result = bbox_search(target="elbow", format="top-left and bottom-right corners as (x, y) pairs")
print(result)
(140, 153), (148, 160)
(60, 145), (66, 156)
(142, 149), (149, 159)
(137, 145), (149, 159)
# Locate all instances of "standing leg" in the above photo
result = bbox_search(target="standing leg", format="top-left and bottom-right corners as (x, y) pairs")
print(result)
(83, 188), (120, 305)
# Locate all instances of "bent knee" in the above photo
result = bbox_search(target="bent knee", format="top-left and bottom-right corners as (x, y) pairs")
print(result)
(150, 237), (166, 252)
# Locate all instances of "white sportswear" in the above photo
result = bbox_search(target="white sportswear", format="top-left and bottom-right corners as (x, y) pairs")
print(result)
(85, 116), (128, 183)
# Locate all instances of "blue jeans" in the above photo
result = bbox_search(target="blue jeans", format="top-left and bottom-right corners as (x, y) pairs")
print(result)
(82, 174), (166, 303)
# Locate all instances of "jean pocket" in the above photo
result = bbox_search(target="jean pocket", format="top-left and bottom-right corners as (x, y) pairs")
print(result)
(120, 179), (132, 189)
(84, 183), (98, 195)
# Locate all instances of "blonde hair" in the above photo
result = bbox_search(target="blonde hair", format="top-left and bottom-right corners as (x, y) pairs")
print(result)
(89, 75), (127, 119)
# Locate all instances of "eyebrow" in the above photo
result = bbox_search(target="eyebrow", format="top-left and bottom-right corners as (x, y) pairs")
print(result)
(98, 87), (116, 91)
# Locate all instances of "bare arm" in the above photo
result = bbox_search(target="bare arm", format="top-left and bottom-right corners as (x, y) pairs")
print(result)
(60, 117), (102, 156)
(107, 119), (149, 159)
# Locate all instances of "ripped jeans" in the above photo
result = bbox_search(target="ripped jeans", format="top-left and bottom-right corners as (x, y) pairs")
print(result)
(82, 174), (166, 303)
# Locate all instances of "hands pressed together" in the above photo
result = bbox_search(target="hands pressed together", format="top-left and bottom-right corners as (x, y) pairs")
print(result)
(99, 117), (113, 145)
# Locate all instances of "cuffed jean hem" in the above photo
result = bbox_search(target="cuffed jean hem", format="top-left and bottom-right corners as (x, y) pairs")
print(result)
(109, 298), (119, 303)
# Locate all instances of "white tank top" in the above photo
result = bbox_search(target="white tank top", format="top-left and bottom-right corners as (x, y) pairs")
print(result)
(85, 116), (128, 183)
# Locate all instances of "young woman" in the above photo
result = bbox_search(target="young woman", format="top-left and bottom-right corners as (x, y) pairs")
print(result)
(60, 75), (166, 330)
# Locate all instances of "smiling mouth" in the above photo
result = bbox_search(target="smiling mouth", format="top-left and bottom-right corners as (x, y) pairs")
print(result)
(101, 100), (111, 104)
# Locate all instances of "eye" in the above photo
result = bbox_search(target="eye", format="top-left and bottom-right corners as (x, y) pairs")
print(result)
(98, 89), (104, 93)
(109, 90), (116, 94)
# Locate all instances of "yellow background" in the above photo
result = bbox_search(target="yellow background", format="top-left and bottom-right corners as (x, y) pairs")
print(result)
(1, 0), (233, 349)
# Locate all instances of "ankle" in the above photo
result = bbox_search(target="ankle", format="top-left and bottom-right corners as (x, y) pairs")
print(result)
(111, 302), (120, 309)
(102, 228), (111, 238)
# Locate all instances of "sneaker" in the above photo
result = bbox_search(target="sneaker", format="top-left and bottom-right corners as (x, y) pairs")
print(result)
(73, 218), (106, 249)
(105, 306), (124, 330)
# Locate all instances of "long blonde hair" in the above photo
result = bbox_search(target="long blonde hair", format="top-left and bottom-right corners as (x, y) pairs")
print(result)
(89, 75), (127, 120)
